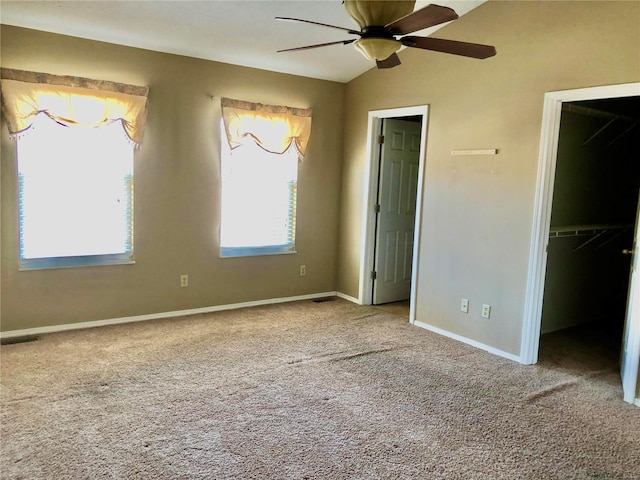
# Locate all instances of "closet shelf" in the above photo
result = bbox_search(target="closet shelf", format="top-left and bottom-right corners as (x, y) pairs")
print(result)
(548, 224), (634, 253)
(549, 224), (633, 237)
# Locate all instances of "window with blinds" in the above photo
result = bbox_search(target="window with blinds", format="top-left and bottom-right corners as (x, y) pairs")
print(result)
(1, 68), (147, 270)
(17, 113), (134, 269)
(219, 128), (298, 257)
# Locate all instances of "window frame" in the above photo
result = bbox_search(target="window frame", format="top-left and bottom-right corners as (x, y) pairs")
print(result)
(219, 129), (299, 259)
(16, 115), (136, 271)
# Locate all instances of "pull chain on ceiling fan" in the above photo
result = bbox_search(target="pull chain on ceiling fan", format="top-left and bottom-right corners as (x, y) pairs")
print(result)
(276, 1), (496, 69)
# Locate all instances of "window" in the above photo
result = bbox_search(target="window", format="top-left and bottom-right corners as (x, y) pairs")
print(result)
(220, 131), (298, 257)
(0, 69), (148, 269)
(219, 97), (312, 258)
(17, 114), (134, 269)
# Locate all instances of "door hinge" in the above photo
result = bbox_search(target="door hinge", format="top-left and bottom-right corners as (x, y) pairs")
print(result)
(378, 134), (385, 144)
(374, 204), (381, 214)
(371, 271), (377, 280)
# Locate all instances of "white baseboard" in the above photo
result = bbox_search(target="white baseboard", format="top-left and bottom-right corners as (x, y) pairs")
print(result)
(336, 292), (360, 304)
(412, 320), (522, 363)
(0, 291), (338, 339)
(634, 397), (640, 407)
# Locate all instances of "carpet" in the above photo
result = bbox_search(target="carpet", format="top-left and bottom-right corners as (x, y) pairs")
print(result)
(1, 298), (638, 479)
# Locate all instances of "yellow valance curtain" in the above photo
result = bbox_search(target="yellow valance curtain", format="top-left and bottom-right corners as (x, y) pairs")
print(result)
(0, 68), (149, 145)
(221, 97), (312, 159)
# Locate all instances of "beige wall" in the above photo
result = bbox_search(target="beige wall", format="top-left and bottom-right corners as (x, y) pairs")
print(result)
(338, 1), (640, 355)
(1, 26), (345, 332)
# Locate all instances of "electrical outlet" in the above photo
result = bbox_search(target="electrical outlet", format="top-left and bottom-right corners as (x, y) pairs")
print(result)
(460, 298), (469, 313)
(300, 265), (306, 277)
(482, 304), (491, 319)
(180, 274), (189, 287)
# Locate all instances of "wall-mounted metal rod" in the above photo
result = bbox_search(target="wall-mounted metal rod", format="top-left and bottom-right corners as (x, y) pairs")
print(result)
(572, 230), (608, 253)
(582, 118), (616, 145)
(594, 229), (628, 250)
(605, 122), (639, 149)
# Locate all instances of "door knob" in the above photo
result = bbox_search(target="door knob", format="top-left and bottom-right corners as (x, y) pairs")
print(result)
(622, 248), (635, 255)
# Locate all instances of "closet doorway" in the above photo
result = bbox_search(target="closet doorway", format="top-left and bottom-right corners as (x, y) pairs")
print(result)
(539, 95), (639, 376)
(523, 83), (640, 404)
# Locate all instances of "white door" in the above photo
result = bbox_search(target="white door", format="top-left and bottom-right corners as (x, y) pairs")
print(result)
(621, 191), (640, 403)
(373, 118), (421, 305)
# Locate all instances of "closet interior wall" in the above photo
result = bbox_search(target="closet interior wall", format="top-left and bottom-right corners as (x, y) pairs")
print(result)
(541, 98), (640, 335)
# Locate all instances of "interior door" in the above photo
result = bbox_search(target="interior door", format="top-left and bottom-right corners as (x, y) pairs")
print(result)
(621, 191), (640, 403)
(373, 118), (421, 305)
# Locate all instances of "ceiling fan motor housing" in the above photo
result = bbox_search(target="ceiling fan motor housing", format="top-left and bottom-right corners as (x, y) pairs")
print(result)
(344, 0), (416, 30)
(345, 0), (414, 61)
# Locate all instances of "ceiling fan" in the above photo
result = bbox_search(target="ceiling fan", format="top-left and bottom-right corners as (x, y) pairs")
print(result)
(276, 0), (496, 69)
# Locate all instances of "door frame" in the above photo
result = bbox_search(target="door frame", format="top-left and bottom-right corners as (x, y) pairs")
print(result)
(521, 83), (640, 403)
(358, 105), (429, 323)
(623, 193), (640, 405)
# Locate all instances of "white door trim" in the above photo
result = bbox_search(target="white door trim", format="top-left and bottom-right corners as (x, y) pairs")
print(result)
(621, 194), (640, 404)
(521, 83), (640, 403)
(358, 105), (429, 323)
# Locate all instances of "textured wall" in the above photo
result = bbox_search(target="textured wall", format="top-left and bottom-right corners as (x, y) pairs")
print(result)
(1, 26), (345, 331)
(338, 0), (640, 356)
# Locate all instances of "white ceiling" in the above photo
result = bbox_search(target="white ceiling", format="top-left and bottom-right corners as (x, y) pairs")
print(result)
(0, 0), (485, 83)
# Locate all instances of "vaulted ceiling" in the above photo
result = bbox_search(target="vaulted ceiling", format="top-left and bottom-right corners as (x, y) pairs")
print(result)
(0, 1), (485, 83)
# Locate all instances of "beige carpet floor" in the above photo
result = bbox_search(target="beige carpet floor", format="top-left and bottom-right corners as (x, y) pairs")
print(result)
(1, 298), (638, 479)
(374, 300), (410, 319)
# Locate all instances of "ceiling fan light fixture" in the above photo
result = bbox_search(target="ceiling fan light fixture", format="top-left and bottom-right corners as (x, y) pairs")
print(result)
(354, 38), (401, 61)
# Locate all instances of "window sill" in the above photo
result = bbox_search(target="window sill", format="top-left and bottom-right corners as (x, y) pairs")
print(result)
(220, 246), (296, 258)
(19, 254), (135, 271)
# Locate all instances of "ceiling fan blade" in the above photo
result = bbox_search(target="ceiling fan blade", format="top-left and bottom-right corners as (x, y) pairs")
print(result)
(385, 4), (459, 35)
(275, 17), (360, 35)
(277, 39), (356, 53)
(402, 36), (496, 59)
(376, 53), (401, 69)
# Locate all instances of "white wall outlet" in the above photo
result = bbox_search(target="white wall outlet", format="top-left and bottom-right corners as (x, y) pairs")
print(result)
(180, 274), (189, 287)
(460, 298), (469, 313)
(482, 304), (491, 319)
(299, 265), (306, 277)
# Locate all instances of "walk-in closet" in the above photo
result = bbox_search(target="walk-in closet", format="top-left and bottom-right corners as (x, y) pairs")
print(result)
(539, 96), (640, 373)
